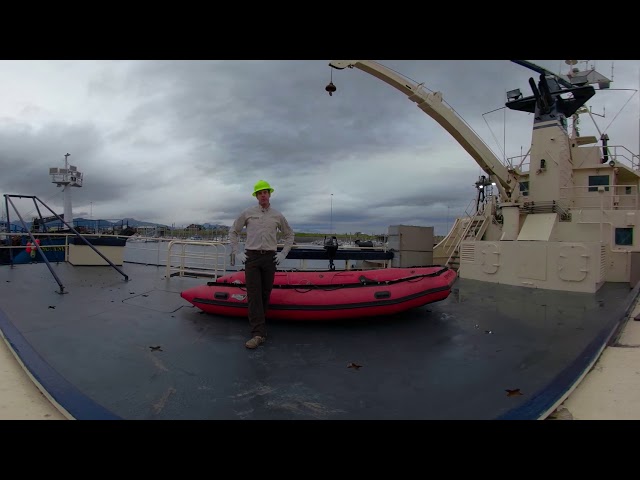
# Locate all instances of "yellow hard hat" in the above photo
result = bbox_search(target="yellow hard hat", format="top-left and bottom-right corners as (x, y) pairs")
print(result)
(252, 180), (274, 196)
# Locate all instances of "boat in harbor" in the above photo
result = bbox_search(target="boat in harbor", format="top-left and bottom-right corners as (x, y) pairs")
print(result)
(181, 266), (456, 321)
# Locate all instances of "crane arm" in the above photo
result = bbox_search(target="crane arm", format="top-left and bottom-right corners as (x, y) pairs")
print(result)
(329, 60), (520, 202)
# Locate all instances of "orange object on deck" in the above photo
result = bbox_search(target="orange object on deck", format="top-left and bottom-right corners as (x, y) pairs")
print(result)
(25, 239), (41, 254)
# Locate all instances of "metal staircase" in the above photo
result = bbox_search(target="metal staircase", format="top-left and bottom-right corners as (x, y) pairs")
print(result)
(445, 214), (489, 272)
(435, 181), (498, 273)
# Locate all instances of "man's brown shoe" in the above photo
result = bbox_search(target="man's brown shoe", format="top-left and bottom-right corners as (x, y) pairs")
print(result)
(245, 336), (266, 349)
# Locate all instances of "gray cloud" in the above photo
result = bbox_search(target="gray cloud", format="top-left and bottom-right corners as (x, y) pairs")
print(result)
(1, 59), (637, 235)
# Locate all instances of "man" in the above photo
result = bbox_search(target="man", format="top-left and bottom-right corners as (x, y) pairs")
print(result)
(229, 180), (295, 349)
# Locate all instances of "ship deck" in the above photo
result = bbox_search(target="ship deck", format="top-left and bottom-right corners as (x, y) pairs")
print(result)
(0, 260), (637, 420)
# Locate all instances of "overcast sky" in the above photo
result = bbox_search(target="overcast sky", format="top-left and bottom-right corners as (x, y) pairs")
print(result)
(1, 59), (638, 235)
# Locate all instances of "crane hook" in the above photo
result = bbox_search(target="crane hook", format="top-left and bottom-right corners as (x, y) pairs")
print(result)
(325, 82), (337, 96)
(325, 68), (336, 96)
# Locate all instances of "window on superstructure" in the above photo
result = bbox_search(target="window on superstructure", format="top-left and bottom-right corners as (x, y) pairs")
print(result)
(519, 181), (529, 196)
(615, 227), (633, 246)
(588, 175), (610, 192)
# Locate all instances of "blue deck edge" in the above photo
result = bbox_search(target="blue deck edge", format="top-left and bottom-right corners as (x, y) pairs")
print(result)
(0, 307), (122, 420)
(497, 281), (640, 420)
(2, 275), (637, 421)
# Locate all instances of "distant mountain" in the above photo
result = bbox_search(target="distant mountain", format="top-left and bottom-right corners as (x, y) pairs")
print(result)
(202, 223), (229, 230)
(2, 217), (229, 231)
(0, 220), (27, 232)
(115, 218), (170, 228)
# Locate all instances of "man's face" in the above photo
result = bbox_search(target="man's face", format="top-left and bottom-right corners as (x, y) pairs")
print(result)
(256, 189), (271, 207)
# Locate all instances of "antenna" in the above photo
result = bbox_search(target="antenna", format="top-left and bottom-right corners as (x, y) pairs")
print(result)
(50, 153), (83, 188)
(511, 60), (574, 89)
(330, 193), (333, 234)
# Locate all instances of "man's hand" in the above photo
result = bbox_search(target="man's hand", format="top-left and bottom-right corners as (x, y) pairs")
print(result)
(236, 252), (247, 264)
(274, 252), (286, 265)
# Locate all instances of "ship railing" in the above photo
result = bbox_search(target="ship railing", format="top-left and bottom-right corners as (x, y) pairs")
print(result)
(437, 196), (474, 254)
(0, 229), (129, 293)
(285, 243), (393, 271)
(507, 145), (639, 172)
(437, 197), (484, 269)
(166, 240), (230, 279)
(507, 152), (531, 174)
(0, 231), (72, 253)
(0, 232), (129, 260)
(560, 184), (639, 210)
(519, 200), (572, 220)
(128, 238), (393, 276)
(603, 145), (640, 170)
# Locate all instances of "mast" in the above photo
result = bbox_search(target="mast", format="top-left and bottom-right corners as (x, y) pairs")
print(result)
(49, 153), (83, 229)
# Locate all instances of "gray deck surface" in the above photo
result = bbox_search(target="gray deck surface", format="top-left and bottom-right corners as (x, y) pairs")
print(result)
(0, 261), (636, 420)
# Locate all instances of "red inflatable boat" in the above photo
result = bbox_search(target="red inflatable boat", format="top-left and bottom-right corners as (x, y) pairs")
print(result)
(180, 266), (457, 321)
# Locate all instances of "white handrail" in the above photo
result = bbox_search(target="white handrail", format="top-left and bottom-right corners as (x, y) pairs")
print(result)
(166, 240), (230, 279)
